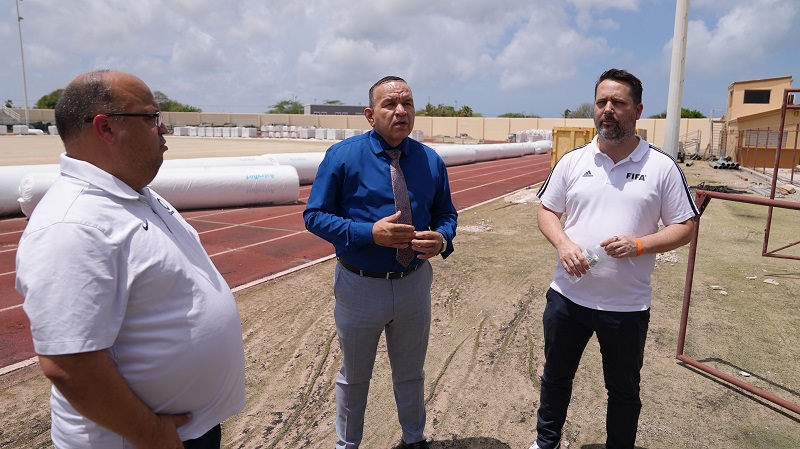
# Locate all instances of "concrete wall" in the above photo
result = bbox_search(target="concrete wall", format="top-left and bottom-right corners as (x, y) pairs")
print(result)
(3, 107), (712, 149)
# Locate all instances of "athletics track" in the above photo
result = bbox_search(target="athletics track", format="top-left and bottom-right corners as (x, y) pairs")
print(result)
(0, 153), (551, 372)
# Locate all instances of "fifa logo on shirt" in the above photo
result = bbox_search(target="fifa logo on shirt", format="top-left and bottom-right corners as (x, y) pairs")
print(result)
(626, 173), (646, 181)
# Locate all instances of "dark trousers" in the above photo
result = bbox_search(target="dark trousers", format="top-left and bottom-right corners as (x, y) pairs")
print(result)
(535, 288), (649, 449)
(183, 424), (221, 449)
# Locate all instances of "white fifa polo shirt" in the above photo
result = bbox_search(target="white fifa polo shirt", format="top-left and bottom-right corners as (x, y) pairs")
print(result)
(16, 154), (246, 447)
(537, 136), (699, 311)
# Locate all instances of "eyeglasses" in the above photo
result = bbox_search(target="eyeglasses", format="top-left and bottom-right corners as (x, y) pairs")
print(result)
(84, 111), (163, 127)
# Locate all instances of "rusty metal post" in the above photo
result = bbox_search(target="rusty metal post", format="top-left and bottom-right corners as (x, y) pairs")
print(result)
(675, 189), (800, 415)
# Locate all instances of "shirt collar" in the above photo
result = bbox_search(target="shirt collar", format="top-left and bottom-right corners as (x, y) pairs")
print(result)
(368, 129), (410, 156)
(59, 153), (142, 201)
(591, 135), (649, 165)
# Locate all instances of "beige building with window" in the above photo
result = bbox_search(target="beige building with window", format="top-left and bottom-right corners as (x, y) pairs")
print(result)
(724, 76), (799, 168)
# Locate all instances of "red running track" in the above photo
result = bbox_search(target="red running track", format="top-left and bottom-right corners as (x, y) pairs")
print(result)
(0, 153), (551, 370)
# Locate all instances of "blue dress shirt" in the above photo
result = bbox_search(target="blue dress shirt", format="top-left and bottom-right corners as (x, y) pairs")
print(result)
(304, 130), (457, 273)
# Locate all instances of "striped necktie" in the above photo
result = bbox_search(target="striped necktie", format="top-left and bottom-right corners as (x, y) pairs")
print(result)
(385, 148), (415, 267)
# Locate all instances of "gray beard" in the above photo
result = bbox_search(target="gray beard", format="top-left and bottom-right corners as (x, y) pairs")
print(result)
(596, 121), (634, 145)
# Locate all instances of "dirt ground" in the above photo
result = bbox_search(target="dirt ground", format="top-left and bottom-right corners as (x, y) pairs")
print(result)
(1, 135), (798, 448)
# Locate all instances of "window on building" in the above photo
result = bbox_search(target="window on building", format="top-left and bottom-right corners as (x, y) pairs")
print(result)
(743, 90), (771, 104)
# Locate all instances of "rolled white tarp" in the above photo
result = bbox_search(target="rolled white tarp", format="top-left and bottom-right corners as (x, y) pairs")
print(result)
(149, 165), (300, 211)
(17, 171), (60, 217)
(465, 142), (533, 161)
(531, 140), (553, 155)
(1, 164), (59, 216)
(259, 152), (325, 185)
(429, 145), (477, 167)
(17, 165), (300, 217)
(161, 155), (278, 169)
(162, 153), (325, 185)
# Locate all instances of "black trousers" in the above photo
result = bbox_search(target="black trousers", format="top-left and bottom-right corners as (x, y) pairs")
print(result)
(183, 424), (222, 449)
(536, 288), (650, 449)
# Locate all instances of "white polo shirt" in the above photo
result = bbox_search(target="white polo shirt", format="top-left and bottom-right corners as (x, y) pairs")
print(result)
(16, 154), (246, 447)
(537, 136), (699, 311)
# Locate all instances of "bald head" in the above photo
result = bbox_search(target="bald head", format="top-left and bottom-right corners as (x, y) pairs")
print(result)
(54, 71), (167, 191)
(55, 71), (152, 145)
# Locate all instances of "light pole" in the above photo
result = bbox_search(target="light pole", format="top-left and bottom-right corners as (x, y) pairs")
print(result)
(663, 0), (690, 160)
(16, 0), (31, 128)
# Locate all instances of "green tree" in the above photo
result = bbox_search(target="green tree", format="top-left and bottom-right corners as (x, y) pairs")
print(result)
(648, 108), (707, 119)
(268, 100), (304, 114)
(681, 108), (706, 118)
(562, 109), (571, 118)
(415, 102), (476, 117)
(457, 105), (474, 117)
(566, 102), (593, 118)
(153, 91), (202, 112)
(4, 99), (13, 108)
(499, 112), (541, 118)
(35, 89), (64, 109)
(323, 99), (343, 105)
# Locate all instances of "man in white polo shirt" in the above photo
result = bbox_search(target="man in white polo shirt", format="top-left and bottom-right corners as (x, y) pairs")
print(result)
(529, 69), (699, 449)
(15, 70), (246, 449)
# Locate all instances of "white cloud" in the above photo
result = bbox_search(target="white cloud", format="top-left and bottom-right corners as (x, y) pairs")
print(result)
(494, 6), (608, 90)
(669, 0), (797, 76)
(1, 0), (795, 118)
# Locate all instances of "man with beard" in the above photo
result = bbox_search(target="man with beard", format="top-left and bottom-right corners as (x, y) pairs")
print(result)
(528, 68), (699, 449)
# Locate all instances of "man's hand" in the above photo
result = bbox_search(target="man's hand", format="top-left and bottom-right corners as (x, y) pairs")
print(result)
(411, 230), (444, 260)
(372, 211), (416, 248)
(39, 351), (193, 449)
(135, 413), (193, 449)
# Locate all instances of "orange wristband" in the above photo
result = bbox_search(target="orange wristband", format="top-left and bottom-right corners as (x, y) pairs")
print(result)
(634, 238), (643, 257)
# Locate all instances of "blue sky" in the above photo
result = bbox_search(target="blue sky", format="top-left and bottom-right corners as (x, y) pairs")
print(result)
(1, 0), (797, 119)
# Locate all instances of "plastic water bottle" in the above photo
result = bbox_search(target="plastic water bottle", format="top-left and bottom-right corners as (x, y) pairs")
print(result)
(563, 246), (601, 284)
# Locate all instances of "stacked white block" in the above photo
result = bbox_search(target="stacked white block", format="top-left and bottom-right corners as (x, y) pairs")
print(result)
(411, 130), (424, 141)
(13, 125), (29, 135)
(48, 126), (59, 135)
(0, 126), (6, 135)
(242, 128), (257, 138)
(344, 129), (363, 139)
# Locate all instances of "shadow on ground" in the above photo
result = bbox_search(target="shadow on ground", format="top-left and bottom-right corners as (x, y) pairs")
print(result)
(393, 437), (511, 448)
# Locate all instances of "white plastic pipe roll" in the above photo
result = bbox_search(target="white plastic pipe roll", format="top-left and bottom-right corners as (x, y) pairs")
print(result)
(149, 165), (300, 211)
(17, 165), (300, 217)
(1, 164), (59, 216)
(17, 171), (60, 217)
(443, 142), (538, 162)
(162, 153), (325, 185)
(429, 145), (478, 166)
(259, 152), (326, 185)
(531, 140), (553, 155)
(161, 155), (279, 169)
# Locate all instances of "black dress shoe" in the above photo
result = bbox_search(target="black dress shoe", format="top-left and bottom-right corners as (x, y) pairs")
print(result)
(400, 440), (430, 449)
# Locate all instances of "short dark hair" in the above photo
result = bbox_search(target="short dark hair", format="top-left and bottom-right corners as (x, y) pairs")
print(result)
(55, 70), (120, 143)
(595, 68), (643, 105)
(368, 76), (407, 109)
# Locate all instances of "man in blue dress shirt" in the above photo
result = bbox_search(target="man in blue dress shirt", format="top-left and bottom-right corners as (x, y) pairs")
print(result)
(304, 76), (457, 449)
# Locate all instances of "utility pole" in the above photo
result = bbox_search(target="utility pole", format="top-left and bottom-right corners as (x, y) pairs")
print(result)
(663, 0), (690, 159)
(16, 0), (30, 128)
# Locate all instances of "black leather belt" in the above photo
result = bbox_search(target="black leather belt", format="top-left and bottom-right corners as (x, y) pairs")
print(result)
(338, 258), (421, 279)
